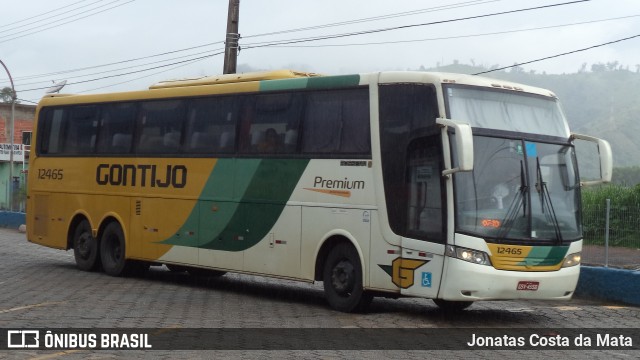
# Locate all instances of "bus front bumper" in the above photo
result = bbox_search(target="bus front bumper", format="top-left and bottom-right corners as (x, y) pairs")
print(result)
(438, 258), (580, 301)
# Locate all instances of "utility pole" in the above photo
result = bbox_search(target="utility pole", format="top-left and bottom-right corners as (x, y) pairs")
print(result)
(223, 0), (240, 74)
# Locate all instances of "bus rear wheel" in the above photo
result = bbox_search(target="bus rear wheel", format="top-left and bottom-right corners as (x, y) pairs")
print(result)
(100, 222), (137, 277)
(72, 220), (99, 271)
(323, 243), (372, 313)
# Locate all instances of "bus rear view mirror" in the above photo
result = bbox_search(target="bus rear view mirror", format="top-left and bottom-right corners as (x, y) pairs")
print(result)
(571, 133), (612, 186)
(437, 118), (474, 176)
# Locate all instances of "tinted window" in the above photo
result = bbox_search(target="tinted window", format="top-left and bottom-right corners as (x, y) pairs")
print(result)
(96, 102), (137, 154)
(38, 106), (99, 155)
(302, 88), (369, 154)
(379, 84), (444, 242)
(186, 97), (238, 154)
(240, 93), (303, 154)
(37, 87), (372, 159)
(136, 100), (186, 154)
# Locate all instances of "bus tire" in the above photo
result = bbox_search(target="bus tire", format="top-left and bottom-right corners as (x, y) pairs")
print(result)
(433, 299), (473, 312)
(72, 220), (99, 271)
(100, 222), (134, 277)
(322, 243), (372, 313)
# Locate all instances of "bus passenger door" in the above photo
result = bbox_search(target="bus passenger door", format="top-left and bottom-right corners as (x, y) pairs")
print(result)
(399, 137), (446, 299)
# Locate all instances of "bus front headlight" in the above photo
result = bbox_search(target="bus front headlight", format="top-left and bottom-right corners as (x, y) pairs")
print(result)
(562, 252), (581, 267)
(446, 245), (492, 266)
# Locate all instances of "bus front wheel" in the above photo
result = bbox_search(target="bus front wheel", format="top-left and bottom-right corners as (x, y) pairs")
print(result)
(100, 222), (136, 277)
(323, 243), (372, 313)
(72, 220), (99, 271)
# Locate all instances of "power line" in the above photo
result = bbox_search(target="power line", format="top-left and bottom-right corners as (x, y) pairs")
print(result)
(4, 0), (499, 84)
(0, 0), (136, 44)
(9, 41), (223, 83)
(77, 55), (213, 93)
(241, 0), (591, 48)
(16, 98), (39, 105)
(0, 0), (107, 34)
(12, 1), (497, 81)
(0, 0), (91, 28)
(13, 47), (224, 88)
(1, 0), (588, 87)
(4, 0), (604, 95)
(258, 14), (639, 48)
(17, 51), (225, 93)
(473, 34), (640, 75)
(242, 0), (502, 39)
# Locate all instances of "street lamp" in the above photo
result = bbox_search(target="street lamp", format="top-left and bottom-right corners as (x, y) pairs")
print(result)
(0, 59), (16, 212)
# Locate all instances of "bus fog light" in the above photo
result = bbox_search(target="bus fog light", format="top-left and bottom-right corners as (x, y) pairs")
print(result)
(446, 245), (491, 266)
(562, 252), (581, 267)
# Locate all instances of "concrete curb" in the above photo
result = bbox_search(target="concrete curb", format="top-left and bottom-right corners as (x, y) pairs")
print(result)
(0, 211), (26, 229)
(575, 266), (640, 306)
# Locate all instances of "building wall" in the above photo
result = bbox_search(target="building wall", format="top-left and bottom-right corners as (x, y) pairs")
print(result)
(0, 163), (27, 211)
(0, 103), (35, 143)
(0, 103), (34, 212)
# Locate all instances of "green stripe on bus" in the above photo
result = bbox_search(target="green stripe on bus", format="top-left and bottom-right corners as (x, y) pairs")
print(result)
(258, 74), (361, 92)
(160, 158), (309, 251)
(158, 158), (260, 248)
(200, 158), (309, 251)
(259, 78), (309, 92)
(517, 246), (569, 267)
(307, 75), (360, 89)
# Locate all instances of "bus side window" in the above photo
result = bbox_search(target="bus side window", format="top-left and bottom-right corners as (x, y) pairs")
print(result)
(137, 100), (186, 154)
(39, 106), (99, 155)
(63, 106), (99, 154)
(302, 88), (370, 156)
(185, 96), (237, 154)
(38, 109), (66, 155)
(96, 103), (137, 154)
(240, 93), (302, 155)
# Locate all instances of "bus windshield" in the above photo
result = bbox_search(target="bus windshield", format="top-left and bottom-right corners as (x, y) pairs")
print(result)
(454, 136), (581, 242)
(446, 86), (570, 137)
(446, 86), (582, 242)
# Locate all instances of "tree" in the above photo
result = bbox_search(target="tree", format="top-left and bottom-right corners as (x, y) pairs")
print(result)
(1, 87), (14, 103)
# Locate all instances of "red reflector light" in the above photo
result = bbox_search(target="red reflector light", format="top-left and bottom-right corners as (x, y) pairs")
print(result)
(481, 219), (501, 228)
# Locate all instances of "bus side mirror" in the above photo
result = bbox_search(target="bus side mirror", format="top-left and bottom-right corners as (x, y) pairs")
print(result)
(437, 118), (474, 176)
(571, 133), (612, 186)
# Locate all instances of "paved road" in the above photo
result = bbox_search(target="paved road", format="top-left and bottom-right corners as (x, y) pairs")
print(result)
(0, 228), (638, 359)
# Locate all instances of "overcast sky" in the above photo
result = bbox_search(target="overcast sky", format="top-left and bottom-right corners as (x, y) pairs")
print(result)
(1, 0), (639, 102)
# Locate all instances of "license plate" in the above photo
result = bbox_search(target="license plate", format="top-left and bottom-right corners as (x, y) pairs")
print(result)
(517, 281), (539, 291)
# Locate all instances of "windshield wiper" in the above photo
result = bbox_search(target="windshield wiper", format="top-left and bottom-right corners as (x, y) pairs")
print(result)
(535, 157), (563, 243)
(496, 160), (528, 242)
(520, 160), (527, 218)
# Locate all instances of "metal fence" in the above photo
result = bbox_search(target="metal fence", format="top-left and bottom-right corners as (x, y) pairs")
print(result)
(581, 200), (640, 269)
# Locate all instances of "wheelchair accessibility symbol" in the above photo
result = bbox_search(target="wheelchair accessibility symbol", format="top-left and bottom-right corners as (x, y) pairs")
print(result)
(421, 272), (432, 288)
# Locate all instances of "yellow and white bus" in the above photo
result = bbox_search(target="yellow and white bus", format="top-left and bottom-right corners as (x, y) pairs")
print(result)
(27, 70), (611, 312)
